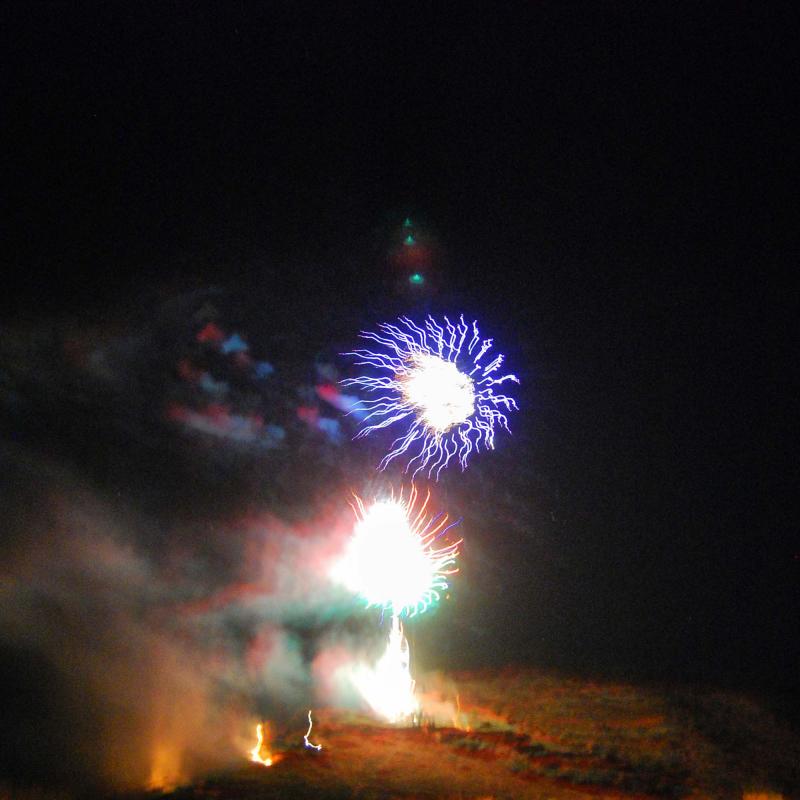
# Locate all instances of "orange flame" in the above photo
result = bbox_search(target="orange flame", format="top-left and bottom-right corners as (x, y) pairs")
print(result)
(249, 723), (273, 767)
(147, 742), (185, 790)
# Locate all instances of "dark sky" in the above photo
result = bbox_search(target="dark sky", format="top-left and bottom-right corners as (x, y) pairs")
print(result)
(2, 0), (797, 749)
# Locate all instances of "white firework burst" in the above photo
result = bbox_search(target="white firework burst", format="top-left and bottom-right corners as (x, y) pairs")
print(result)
(342, 314), (519, 478)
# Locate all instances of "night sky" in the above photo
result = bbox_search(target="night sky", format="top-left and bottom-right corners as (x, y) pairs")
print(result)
(2, 2), (797, 788)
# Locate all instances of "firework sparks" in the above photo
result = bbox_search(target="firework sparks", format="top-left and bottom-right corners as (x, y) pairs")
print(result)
(352, 614), (418, 723)
(249, 723), (273, 767)
(343, 314), (519, 478)
(331, 486), (461, 618)
(304, 709), (322, 751)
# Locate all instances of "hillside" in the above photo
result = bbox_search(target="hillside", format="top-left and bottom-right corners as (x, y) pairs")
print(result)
(125, 669), (799, 800)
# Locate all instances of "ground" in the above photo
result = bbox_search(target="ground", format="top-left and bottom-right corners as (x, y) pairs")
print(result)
(104, 668), (800, 800)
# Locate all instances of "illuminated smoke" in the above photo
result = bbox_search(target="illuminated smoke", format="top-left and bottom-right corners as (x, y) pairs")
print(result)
(147, 742), (186, 792)
(343, 314), (519, 478)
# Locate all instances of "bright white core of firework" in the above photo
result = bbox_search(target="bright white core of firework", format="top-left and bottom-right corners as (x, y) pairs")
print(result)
(334, 500), (434, 615)
(401, 353), (475, 433)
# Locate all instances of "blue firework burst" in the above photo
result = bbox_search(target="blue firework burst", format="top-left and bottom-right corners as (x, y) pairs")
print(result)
(342, 315), (519, 478)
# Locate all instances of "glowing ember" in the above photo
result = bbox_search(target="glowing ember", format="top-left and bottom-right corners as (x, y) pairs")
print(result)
(304, 709), (322, 751)
(249, 723), (273, 767)
(353, 615), (418, 723)
(343, 314), (519, 478)
(332, 486), (461, 618)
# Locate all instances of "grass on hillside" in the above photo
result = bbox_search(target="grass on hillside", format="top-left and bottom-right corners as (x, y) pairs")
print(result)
(6, 669), (798, 800)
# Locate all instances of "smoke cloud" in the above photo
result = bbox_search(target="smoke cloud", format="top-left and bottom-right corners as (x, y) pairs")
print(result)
(0, 442), (372, 794)
(0, 293), (441, 794)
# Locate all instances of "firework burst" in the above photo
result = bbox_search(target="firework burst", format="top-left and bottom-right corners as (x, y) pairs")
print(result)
(332, 486), (461, 619)
(342, 314), (519, 478)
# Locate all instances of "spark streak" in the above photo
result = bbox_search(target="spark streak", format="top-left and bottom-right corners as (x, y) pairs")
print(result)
(343, 314), (519, 478)
(304, 710), (322, 751)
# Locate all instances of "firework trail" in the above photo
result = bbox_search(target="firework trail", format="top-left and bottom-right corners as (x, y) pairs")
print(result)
(351, 614), (418, 723)
(343, 314), (519, 478)
(304, 710), (322, 751)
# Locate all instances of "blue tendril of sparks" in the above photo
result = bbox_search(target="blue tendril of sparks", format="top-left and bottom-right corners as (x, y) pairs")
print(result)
(342, 315), (520, 478)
